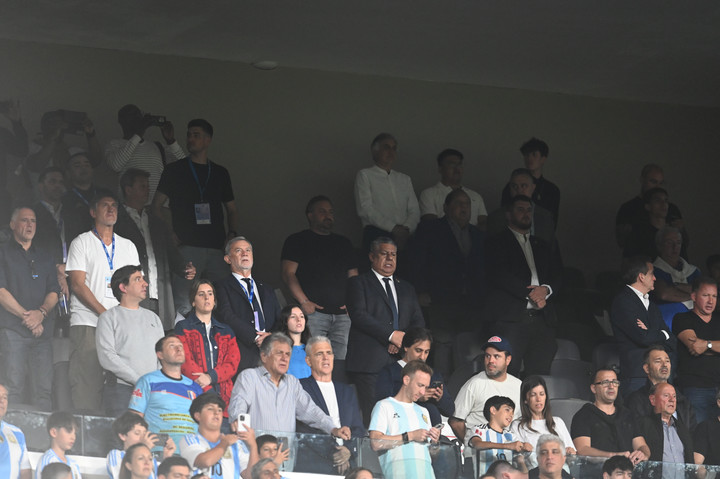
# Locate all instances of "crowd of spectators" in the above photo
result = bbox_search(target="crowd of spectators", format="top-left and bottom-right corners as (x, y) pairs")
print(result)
(1, 100), (719, 479)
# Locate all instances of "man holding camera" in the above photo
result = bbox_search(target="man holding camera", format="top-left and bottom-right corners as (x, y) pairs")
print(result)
(106, 104), (186, 202)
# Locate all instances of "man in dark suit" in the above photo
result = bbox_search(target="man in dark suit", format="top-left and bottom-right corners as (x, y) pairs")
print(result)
(610, 255), (675, 392)
(640, 383), (694, 467)
(297, 336), (366, 475)
(484, 195), (562, 376)
(114, 168), (196, 327)
(215, 236), (280, 371)
(345, 237), (425, 424)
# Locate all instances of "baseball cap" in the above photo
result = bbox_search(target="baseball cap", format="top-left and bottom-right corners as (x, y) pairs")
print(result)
(483, 336), (513, 355)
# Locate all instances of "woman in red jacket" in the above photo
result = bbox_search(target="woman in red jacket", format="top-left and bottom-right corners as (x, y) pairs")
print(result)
(174, 279), (240, 428)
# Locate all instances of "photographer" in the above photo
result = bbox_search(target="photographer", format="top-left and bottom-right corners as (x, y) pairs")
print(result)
(106, 104), (185, 202)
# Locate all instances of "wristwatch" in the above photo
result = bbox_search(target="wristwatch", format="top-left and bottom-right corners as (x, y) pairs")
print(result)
(708, 341), (713, 350)
(402, 432), (409, 443)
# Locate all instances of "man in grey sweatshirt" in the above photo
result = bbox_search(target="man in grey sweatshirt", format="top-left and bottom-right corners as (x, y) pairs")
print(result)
(96, 264), (165, 416)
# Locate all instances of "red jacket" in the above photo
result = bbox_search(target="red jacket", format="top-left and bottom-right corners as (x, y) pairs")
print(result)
(174, 312), (240, 415)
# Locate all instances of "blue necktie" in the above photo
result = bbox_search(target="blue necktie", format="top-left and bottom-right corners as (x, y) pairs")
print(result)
(241, 278), (266, 330)
(383, 277), (399, 330)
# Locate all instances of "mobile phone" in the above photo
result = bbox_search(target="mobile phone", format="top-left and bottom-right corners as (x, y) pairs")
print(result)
(237, 413), (251, 431)
(430, 380), (443, 389)
(278, 436), (289, 451)
(156, 433), (169, 447)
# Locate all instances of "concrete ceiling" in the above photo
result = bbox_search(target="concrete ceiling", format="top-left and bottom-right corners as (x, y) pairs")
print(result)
(2, 1), (720, 107)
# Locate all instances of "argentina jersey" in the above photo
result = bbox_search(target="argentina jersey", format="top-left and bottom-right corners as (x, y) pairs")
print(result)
(179, 434), (250, 479)
(0, 421), (30, 479)
(470, 424), (515, 475)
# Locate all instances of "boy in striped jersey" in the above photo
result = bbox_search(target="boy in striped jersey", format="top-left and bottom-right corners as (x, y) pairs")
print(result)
(0, 384), (31, 479)
(469, 396), (532, 477)
(34, 412), (82, 479)
(369, 360), (440, 479)
(180, 393), (259, 479)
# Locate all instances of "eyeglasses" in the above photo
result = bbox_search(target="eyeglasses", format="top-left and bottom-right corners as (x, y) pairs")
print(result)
(593, 380), (620, 387)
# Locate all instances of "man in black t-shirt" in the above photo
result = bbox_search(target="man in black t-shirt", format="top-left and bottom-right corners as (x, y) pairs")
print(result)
(571, 368), (650, 464)
(281, 195), (358, 359)
(671, 276), (720, 423)
(153, 119), (238, 315)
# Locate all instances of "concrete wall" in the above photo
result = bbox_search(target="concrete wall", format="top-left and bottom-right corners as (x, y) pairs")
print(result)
(2, 39), (719, 291)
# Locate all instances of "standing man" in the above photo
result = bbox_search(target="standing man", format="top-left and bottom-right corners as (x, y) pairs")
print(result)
(281, 195), (358, 359)
(345, 237), (425, 424)
(297, 336), (366, 475)
(61, 151), (98, 244)
(484, 195), (562, 376)
(129, 335), (204, 449)
(354, 133), (420, 253)
(450, 337), (522, 444)
(501, 138), (560, 227)
(418, 148), (487, 229)
(610, 256), (675, 392)
(65, 190), (139, 412)
(96, 265), (165, 417)
(106, 104), (185, 202)
(571, 368), (650, 463)
(0, 207), (59, 410)
(368, 360), (440, 479)
(488, 169), (556, 245)
(153, 119), (238, 315)
(0, 383), (32, 479)
(215, 237), (280, 371)
(671, 277), (720, 423)
(115, 168), (196, 327)
(32, 167), (67, 272)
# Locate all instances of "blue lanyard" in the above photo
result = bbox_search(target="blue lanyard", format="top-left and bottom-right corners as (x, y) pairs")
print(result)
(93, 229), (115, 270)
(72, 188), (92, 206)
(188, 158), (211, 202)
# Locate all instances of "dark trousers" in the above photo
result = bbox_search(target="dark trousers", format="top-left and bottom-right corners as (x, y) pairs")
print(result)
(348, 371), (378, 427)
(492, 310), (557, 377)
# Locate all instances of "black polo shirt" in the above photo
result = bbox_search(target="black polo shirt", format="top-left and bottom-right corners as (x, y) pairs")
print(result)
(571, 403), (641, 453)
(0, 239), (59, 338)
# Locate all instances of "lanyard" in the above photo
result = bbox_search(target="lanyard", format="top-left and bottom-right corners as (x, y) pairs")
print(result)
(242, 277), (254, 304)
(93, 229), (115, 270)
(188, 158), (211, 202)
(72, 188), (92, 206)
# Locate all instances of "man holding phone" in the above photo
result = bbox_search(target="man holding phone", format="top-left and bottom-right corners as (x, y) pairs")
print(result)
(375, 327), (454, 427)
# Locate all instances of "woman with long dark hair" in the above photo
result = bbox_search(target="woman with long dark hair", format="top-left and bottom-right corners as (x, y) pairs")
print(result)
(119, 443), (154, 479)
(276, 304), (312, 378)
(510, 375), (575, 454)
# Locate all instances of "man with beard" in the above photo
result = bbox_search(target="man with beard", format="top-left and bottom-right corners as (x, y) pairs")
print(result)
(483, 195), (562, 376)
(281, 196), (358, 359)
(449, 336), (521, 445)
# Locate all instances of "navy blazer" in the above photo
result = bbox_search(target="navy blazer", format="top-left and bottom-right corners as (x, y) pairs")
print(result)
(214, 274), (280, 371)
(484, 228), (562, 326)
(345, 271), (425, 373)
(374, 361), (455, 426)
(610, 285), (676, 380)
(298, 376), (366, 438)
(409, 217), (485, 304)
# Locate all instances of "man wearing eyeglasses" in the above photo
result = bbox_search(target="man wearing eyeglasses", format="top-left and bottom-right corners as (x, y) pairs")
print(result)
(345, 237), (425, 425)
(570, 368), (650, 464)
(0, 207), (59, 410)
(96, 265), (165, 417)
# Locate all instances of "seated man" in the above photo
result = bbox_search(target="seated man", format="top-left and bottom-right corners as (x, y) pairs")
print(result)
(693, 389), (720, 465)
(527, 434), (572, 479)
(296, 336), (366, 475)
(486, 460), (529, 479)
(418, 148), (488, 229)
(671, 277), (720, 423)
(369, 360), (440, 479)
(571, 368), (649, 464)
(450, 336), (521, 445)
(0, 383), (32, 479)
(375, 327), (455, 426)
(639, 383), (694, 468)
(610, 256), (675, 392)
(129, 334), (204, 449)
(652, 226), (700, 327)
(624, 345), (696, 431)
(601, 455), (633, 479)
(179, 393), (258, 479)
(227, 332), (351, 440)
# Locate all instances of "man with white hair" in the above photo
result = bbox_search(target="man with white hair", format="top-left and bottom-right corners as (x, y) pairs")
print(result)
(528, 434), (573, 479)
